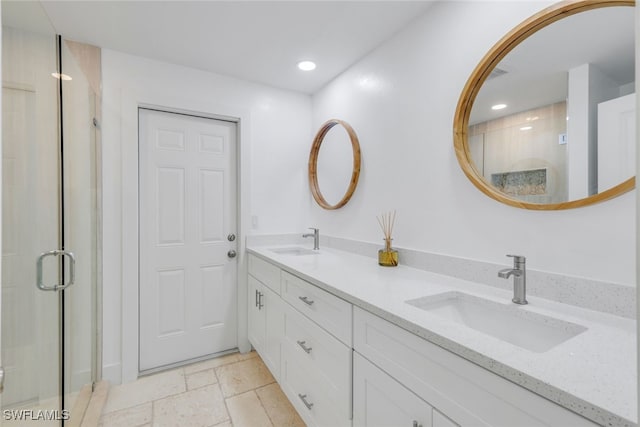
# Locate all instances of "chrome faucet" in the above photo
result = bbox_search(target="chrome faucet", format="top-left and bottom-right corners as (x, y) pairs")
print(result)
(498, 254), (527, 305)
(302, 227), (320, 250)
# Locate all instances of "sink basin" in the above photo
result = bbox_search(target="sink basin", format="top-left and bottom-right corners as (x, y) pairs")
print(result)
(269, 247), (318, 256)
(405, 291), (587, 352)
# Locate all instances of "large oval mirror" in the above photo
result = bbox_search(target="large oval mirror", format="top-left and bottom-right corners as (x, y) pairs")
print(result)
(454, 0), (635, 210)
(309, 119), (361, 210)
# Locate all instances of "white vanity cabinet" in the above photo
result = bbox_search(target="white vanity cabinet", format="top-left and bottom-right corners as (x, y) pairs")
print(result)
(247, 251), (604, 427)
(280, 271), (353, 427)
(353, 307), (598, 427)
(247, 254), (353, 426)
(247, 256), (284, 380)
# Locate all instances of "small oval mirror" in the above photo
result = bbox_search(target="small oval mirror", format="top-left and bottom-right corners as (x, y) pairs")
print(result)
(309, 119), (361, 209)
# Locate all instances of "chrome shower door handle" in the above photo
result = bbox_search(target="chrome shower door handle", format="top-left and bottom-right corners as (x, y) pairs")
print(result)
(36, 250), (76, 291)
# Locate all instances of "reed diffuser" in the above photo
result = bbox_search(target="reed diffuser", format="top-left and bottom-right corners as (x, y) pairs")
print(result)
(377, 210), (398, 267)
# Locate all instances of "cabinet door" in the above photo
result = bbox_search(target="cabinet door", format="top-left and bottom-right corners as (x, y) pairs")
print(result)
(247, 276), (265, 352)
(262, 285), (283, 380)
(354, 352), (432, 427)
(248, 254), (281, 294)
(353, 307), (598, 427)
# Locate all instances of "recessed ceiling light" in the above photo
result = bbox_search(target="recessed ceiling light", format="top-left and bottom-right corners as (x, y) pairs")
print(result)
(491, 103), (507, 110)
(520, 126), (533, 131)
(297, 61), (316, 71)
(51, 72), (72, 81)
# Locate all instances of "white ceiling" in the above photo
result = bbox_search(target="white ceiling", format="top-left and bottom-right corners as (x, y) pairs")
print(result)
(35, 0), (435, 94)
(470, 5), (635, 124)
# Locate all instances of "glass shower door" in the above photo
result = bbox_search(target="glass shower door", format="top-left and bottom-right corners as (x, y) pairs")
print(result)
(1, 2), (64, 425)
(1, 2), (99, 425)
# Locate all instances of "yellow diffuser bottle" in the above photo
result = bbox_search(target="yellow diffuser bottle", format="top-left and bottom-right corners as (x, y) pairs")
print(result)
(377, 211), (398, 267)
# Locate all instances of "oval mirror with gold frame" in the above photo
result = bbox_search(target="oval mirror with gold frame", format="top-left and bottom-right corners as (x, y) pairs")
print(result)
(309, 119), (362, 210)
(453, 0), (635, 210)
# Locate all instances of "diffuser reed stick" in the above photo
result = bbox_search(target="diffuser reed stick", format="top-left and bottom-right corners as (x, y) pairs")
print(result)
(377, 210), (398, 266)
(377, 210), (396, 245)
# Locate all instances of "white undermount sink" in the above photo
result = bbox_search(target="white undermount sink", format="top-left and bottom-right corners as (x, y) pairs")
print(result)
(405, 291), (587, 353)
(269, 246), (318, 256)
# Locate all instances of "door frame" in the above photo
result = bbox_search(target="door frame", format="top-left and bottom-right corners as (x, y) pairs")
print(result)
(119, 91), (252, 384)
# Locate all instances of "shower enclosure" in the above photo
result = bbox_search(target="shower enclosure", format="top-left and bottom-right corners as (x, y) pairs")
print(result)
(1, 2), (101, 425)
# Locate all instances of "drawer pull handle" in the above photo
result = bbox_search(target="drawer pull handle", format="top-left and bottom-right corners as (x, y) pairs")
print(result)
(258, 292), (264, 309)
(412, 421), (422, 427)
(298, 393), (314, 410)
(297, 340), (313, 354)
(298, 296), (314, 306)
(255, 289), (259, 307)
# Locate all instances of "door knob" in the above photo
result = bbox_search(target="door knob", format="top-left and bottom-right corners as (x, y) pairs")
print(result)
(227, 250), (237, 258)
(227, 234), (236, 242)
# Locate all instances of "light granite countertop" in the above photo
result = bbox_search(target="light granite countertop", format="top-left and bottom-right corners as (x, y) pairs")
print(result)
(247, 244), (637, 427)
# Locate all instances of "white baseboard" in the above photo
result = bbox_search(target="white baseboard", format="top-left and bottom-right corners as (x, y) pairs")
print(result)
(102, 363), (122, 385)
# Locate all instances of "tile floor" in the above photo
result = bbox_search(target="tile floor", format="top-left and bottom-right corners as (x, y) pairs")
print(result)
(99, 351), (305, 427)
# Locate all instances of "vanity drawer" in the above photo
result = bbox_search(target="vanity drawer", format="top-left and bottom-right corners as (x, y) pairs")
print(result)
(282, 301), (352, 416)
(248, 254), (281, 294)
(353, 307), (598, 427)
(280, 339), (351, 427)
(281, 271), (352, 345)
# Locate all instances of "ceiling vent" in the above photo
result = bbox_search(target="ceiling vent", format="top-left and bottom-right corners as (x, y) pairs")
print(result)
(488, 67), (508, 80)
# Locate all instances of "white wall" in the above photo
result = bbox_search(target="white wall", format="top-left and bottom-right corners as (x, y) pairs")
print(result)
(102, 50), (311, 383)
(567, 64), (591, 200)
(0, 5), (3, 398)
(311, 1), (635, 287)
(635, 0), (640, 415)
(101, 0), (636, 384)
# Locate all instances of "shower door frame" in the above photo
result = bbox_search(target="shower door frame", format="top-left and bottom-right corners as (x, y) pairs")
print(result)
(0, 21), (102, 424)
(58, 33), (104, 422)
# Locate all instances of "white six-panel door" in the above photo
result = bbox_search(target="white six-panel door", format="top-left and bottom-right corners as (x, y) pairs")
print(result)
(139, 108), (237, 371)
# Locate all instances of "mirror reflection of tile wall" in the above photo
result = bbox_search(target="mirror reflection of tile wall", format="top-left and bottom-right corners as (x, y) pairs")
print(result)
(469, 101), (567, 204)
